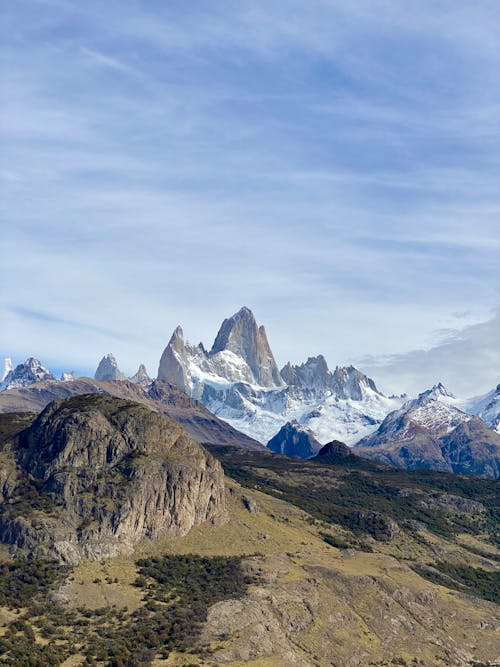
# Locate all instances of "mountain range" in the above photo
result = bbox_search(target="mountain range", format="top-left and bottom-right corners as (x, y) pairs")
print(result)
(1, 306), (499, 477)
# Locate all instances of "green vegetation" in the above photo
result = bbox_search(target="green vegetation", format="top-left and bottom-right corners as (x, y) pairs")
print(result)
(411, 561), (500, 604)
(205, 445), (499, 543)
(0, 559), (66, 607)
(0, 554), (255, 666)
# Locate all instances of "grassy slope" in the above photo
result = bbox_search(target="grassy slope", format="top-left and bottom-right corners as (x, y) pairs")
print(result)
(0, 441), (498, 666)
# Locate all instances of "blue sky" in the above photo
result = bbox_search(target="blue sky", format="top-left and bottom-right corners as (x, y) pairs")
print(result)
(1, 0), (499, 395)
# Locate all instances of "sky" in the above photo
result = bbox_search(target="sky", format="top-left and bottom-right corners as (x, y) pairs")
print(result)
(1, 0), (499, 396)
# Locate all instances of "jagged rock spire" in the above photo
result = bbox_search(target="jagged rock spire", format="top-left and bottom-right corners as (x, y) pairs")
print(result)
(94, 354), (125, 382)
(129, 364), (151, 385)
(210, 307), (284, 387)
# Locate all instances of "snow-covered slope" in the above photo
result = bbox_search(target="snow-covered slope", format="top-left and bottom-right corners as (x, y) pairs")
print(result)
(0, 357), (56, 391)
(443, 384), (500, 434)
(355, 383), (500, 477)
(156, 307), (406, 445)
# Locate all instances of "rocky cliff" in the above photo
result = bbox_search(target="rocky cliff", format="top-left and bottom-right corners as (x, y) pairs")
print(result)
(267, 420), (321, 458)
(0, 394), (227, 563)
(94, 353), (126, 381)
(210, 306), (284, 388)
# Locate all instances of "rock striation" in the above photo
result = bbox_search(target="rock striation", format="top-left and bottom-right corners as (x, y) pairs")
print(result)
(0, 394), (227, 563)
(210, 307), (284, 388)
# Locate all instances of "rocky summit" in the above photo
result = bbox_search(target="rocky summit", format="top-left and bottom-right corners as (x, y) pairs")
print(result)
(0, 357), (55, 391)
(157, 306), (405, 446)
(267, 420), (321, 458)
(0, 394), (227, 564)
(94, 353), (126, 381)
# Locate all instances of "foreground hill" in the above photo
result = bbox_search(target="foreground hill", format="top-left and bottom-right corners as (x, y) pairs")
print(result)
(0, 395), (227, 563)
(0, 377), (263, 450)
(0, 396), (498, 665)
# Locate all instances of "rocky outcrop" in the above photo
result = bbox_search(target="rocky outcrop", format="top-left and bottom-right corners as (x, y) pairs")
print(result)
(331, 365), (379, 400)
(210, 307), (284, 388)
(0, 378), (264, 450)
(129, 363), (150, 385)
(0, 394), (227, 563)
(94, 353), (125, 382)
(267, 420), (321, 458)
(314, 440), (355, 464)
(440, 418), (500, 478)
(0, 357), (55, 392)
(60, 371), (77, 382)
(158, 308), (284, 396)
(281, 358), (381, 401)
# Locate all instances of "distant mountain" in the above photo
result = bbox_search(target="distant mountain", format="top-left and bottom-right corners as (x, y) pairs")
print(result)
(355, 384), (500, 477)
(451, 383), (500, 434)
(157, 307), (405, 445)
(267, 420), (321, 458)
(94, 353), (126, 381)
(129, 363), (151, 385)
(1, 358), (13, 383)
(0, 378), (263, 450)
(0, 357), (55, 391)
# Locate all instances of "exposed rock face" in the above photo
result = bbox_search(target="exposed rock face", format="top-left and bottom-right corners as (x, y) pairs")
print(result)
(281, 355), (332, 397)
(0, 395), (227, 563)
(314, 440), (355, 463)
(356, 385), (500, 477)
(331, 365), (379, 400)
(440, 418), (500, 478)
(129, 363), (150, 385)
(0, 378), (263, 450)
(94, 353), (125, 381)
(158, 308), (284, 396)
(267, 420), (321, 458)
(210, 307), (284, 388)
(281, 358), (381, 401)
(0, 357), (55, 391)
(156, 306), (402, 446)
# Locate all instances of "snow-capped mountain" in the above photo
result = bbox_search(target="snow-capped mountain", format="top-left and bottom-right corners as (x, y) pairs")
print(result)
(157, 307), (406, 445)
(355, 383), (500, 477)
(0, 357), (56, 391)
(1, 358), (13, 383)
(444, 383), (500, 434)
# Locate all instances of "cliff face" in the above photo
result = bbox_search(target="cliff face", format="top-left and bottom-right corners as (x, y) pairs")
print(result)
(0, 395), (227, 564)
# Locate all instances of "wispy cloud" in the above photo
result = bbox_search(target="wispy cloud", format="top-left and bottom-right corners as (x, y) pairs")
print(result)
(1, 1), (499, 392)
